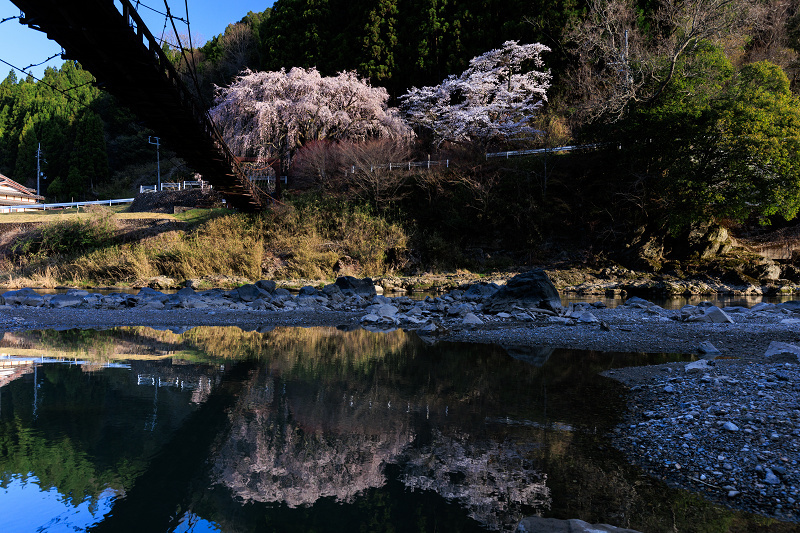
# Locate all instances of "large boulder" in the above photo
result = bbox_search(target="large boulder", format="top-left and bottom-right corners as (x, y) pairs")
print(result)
(236, 284), (271, 302)
(687, 222), (731, 259)
(462, 282), (501, 302)
(255, 279), (277, 293)
(335, 276), (377, 297)
(48, 293), (85, 309)
(3, 288), (43, 307)
(483, 270), (561, 313)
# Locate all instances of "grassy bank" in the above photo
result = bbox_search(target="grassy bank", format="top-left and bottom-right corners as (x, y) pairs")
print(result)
(0, 199), (408, 288)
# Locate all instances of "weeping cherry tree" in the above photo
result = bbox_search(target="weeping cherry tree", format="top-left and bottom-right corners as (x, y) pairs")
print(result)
(209, 67), (412, 174)
(399, 41), (552, 148)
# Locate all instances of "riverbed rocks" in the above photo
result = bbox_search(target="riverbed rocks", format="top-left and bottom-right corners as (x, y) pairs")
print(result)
(610, 358), (800, 523)
(6, 271), (800, 346)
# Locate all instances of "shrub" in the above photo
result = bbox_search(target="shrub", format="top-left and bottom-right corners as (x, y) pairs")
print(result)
(12, 210), (116, 258)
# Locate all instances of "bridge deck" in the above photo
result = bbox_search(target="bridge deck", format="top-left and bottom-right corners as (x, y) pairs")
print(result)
(10, 0), (267, 211)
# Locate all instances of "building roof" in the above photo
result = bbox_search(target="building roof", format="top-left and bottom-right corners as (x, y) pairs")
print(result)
(0, 174), (43, 200)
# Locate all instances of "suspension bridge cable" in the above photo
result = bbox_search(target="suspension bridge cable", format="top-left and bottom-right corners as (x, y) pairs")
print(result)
(162, 1), (211, 112)
(183, 0), (205, 103)
(22, 52), (61, 73)
(179, 0), (213, 111)
(132, 0), (187, 24)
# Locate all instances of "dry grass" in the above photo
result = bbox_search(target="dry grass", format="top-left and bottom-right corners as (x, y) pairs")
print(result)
(0, 197), (408, 287)
(0, 205), (175, 224)
(262, 198), (407, 279)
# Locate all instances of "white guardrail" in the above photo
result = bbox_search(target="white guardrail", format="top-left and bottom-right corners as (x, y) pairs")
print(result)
(485, 143), (608, 159)
(0, 198), (135, 213)
(139, 180), (211, 193)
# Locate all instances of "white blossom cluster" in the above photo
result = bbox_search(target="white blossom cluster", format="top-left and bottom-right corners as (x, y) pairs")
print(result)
(209, 67), (412, 162)
(400, 41), (552, 146)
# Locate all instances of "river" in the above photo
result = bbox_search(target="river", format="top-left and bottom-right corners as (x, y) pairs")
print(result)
(0, 326), (795, 532)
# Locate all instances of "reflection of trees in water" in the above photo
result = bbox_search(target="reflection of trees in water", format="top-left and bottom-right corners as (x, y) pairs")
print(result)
(400, 430), (549, 531)
(211, 363), (551, 530)
(10, 327), (412, 370)
(213, 369), (415, 507)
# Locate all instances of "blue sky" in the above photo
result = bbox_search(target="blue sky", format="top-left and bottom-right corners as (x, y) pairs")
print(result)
(0, 1), (274, 80)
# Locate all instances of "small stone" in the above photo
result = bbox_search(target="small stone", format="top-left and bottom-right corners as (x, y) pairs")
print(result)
(698, 341), (722, 355)
(765, 469), (781, 485)
(462, 313), (484, 325)
(723, 422), (739, 432)
(765, 341), (800, 360)
(685, 359), (713, 373)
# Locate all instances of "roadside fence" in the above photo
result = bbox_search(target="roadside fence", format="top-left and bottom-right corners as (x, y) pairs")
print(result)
(485, 143), (608, 159)
(0, 198), (135, 213)
(139, 180), (211, 193)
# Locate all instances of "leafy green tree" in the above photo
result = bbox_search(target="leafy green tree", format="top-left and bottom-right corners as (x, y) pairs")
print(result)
(701, 61), (800, 222)
(619, 45), (800, 227)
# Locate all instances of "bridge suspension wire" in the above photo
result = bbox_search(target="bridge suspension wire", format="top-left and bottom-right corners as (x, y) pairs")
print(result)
(162, 0), (212, 112)
(182, 0), (206, 107)
(131, 0), (187, 24)
(22, 52), (61, 73)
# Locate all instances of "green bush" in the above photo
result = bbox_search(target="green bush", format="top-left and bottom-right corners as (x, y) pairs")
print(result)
(12, 211), (116, 258)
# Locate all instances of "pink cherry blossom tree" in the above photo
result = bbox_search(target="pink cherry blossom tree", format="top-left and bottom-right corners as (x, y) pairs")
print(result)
(209, 67), (412, 172)
(399, 41), (552, 148)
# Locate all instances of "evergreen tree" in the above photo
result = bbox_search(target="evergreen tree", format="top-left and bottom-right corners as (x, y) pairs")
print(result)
(360, 0), (400, 83)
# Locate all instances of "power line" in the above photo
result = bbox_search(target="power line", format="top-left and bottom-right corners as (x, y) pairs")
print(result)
(132, 1), (187, 24)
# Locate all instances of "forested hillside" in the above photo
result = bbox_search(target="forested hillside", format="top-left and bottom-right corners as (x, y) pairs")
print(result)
(0, 63), (190, 202)
(180, 0), (579, 100)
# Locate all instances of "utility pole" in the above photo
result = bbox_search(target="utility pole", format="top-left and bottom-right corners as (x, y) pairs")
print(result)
(36, 143), (45, 197)
(149, 136), (161, 190)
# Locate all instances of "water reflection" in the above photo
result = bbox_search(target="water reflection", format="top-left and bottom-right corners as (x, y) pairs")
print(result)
(0, 327), (792, 532)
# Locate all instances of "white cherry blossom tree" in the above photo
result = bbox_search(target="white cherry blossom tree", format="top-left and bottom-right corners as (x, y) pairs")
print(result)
(209, 67), (412, 168)
(399, 41), (551, 148)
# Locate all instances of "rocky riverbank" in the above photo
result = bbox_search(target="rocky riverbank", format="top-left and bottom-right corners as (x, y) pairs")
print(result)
(3, 270), (800, 528)
(607, 357), (800, 524)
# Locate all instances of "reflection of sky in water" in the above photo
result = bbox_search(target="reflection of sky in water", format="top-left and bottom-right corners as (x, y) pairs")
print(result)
(0, 474), (115, 532)
(0, 475), (224, 533)
(173, 512), (224, 533)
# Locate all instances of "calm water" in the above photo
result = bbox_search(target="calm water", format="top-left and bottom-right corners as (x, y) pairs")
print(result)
(0, 327), (795, 532)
